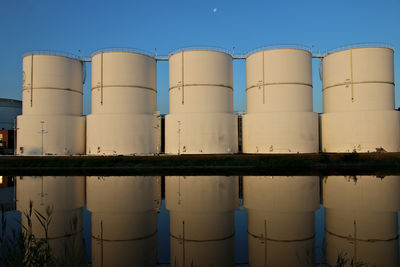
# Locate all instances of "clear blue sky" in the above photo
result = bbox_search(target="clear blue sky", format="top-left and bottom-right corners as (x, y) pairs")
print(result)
(1, 0), (400, 115)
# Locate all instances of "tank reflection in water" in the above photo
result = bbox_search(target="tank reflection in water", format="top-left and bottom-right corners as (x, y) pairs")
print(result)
(16, 176), (85, 260)
(244, 176), (319, 267)
(165, 176), (238, 266)
(323, 176), (400, 267)
(86, 176), (161, 267)
(7, 175), (400, 266)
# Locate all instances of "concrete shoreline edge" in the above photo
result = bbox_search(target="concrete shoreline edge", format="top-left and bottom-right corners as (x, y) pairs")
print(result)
(0, 153), (399, 176)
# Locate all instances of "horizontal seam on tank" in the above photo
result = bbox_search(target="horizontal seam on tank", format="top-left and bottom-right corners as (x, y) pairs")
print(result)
(169, 84), (233, 91)
(91, 85), (156, 92)
(323, 81), (395, 91)
(170, 232), (235, 242)
(91, 230), (157, 242)
(246, 82), (312, 91)
(248, 231), (315, 242)
(326, 229), (399, 242)
(22, 87), (83, 95)
(44, 229), (83, 240)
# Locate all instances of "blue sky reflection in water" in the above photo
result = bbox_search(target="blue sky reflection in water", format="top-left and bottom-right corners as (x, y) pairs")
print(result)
(0, 175), (399, 266)
(1, 0), (400, 114)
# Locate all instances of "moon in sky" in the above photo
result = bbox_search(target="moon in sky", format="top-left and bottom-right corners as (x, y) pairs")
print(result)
(213, 8), (217, 13)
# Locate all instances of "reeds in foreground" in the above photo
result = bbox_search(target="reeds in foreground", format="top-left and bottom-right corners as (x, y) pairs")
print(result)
(0, 202), (88, 266)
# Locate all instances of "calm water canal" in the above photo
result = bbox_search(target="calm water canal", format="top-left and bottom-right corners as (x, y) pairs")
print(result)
(0, 175), (399, 266)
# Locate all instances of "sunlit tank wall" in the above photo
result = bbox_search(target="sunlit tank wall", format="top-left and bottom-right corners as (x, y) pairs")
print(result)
(244, 176), (319, 267)
(87, 51), (161, 155)
(17, 115), (85, 155)
(16, 176), (85, 258)
(165, 49), (238, 154)
(323, 176), (400, 266)
(165, 176), (238, 266)
(0, 98), (22, 130)
(243, 48), (318, 153)
(321, 46), (400, 152)
(86, 176), (160, 267)
(17, 53), (85, 155)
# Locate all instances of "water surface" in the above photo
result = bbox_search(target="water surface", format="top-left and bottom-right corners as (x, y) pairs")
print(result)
(0, 175), (399, 266)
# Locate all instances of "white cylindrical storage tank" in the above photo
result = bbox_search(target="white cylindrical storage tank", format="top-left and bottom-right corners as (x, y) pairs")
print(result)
(165, 176), (238, 266)
(16, 176), (85, 258)
(322, 47), (394, 113)
(165, 48), (238, 154)
(325, 226), (398, 267)
(21, 53), (83, 116)
(323, 175), (400, 212)
(86, 176), (160, 267)
(87, 49), (161, 155)
(321, 45), (400, 152)
(0, 98), (22, 130)
(323, 176), (400, 266)
(246, 48), (313, 113)
(244, 176), (319, 267)
(17, 52), (85, 155)
(90, 50), (156, 115)
(243, 46), (318, 153)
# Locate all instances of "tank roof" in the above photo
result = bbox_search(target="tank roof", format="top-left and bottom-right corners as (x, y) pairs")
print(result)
(0, 98), (22, 108)
(91, 47), (156, 58)
(325, 43), (394, 56)
(246, 44), (312, 57)
(22, 50), (82, 60)
(168, 46), (233, 57)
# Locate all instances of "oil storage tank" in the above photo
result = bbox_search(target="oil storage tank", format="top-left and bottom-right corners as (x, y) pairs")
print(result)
(86, 49), (161, 155)
(87, 176), (160, 266)
(244, 176), (319, 267)
(17, 52), (85, 155)
(165, 48), (238, 154)
(0, 98), (22, 130)
(321, 45), (400, 152)
(166, 176), (238, 266)
(323, 176), (400, 266)
(243, 46), (318, 153)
